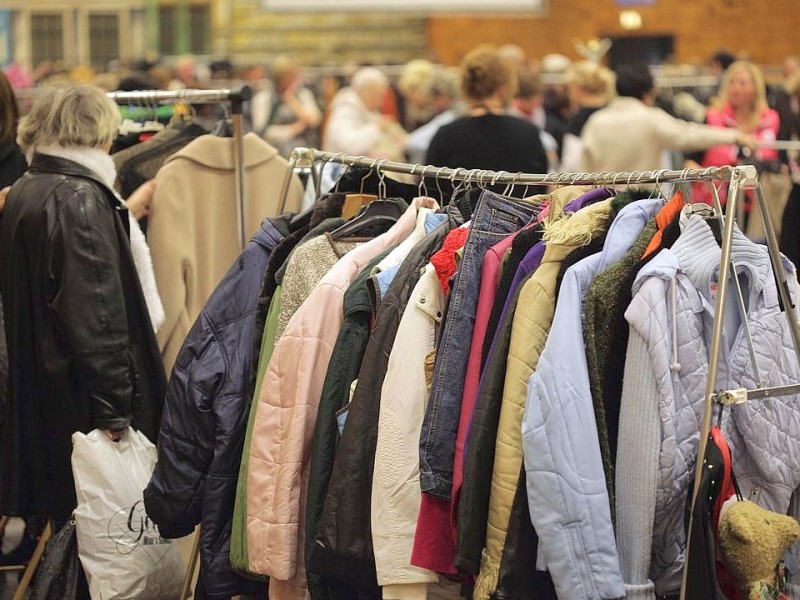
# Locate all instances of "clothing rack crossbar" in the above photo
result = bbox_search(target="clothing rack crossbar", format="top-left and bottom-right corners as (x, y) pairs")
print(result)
(106, 87), (251, 105)
(290, 147), (755, 188)
(750, 140), (800, 151)
(715, 382), (800, 405)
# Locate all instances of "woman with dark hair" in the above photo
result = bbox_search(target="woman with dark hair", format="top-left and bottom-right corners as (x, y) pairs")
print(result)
(0, 66), (26, 438)
(0, 69), (32, 569)
(0, 69), (26, 198)
(425, 44), (548, 196)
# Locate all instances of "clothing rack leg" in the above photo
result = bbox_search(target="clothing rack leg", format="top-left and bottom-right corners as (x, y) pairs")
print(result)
(231, 104), (246, 252)
(11, 520), (51, 600)
(181, 525), (201, 600)
(754, 182), (800, 363)
(680, 169), (744, 600)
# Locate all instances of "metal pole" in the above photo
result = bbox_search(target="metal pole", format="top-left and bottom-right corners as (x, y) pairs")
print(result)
(288, 148), (735, 188)
(755, 182), (800, 365)
(108, 88), (246, 104)
(679, 168), (744, 599)
(230, 88), (251, 252)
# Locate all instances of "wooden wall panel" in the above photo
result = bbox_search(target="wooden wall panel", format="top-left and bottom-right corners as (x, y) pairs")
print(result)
(427, 0), (800, 67)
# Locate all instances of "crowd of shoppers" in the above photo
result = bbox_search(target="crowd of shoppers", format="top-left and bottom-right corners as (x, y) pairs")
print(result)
(2, 43), (800, 587)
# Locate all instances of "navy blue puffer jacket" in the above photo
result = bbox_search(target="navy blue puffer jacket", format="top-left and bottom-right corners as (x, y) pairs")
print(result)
(144, 217), (288, 599)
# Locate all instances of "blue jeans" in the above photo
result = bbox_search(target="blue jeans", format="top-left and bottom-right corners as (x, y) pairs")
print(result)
(419, 190), (538, 499)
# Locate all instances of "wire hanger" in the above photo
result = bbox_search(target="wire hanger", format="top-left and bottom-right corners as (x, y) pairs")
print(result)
(415, 164), (430, 198)
(435, 166), (447, 201)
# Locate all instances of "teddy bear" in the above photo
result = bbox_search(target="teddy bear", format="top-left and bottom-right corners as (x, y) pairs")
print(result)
(718, 499), (800, 600)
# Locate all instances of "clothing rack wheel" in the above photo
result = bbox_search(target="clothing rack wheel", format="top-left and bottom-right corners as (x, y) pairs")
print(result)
(11, 520), (50, 600)
(180, 525), (201, 600)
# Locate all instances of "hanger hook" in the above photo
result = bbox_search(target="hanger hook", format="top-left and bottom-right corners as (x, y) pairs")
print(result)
(376, 159), (389, 197)
(512, 172), (525, 196)
(435, 166), (447, 200)
(417, 164), (430, 198)
(480, 170), (491, 189)
(359, 157), (378, 194)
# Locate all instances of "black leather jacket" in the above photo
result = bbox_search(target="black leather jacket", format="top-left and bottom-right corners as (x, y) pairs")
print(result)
(0, 153), (166, 523)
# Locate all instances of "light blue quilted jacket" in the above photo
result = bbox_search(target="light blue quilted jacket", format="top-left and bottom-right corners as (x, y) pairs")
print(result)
(619, 214), (800, 599)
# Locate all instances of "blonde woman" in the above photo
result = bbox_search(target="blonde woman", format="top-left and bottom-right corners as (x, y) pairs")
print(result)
(693, 61), (780, 213)
(700, 60), (779, 170)
(560, 60), (616, 172)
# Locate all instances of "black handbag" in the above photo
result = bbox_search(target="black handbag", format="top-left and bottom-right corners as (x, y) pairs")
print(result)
(29, 519), (81, 600)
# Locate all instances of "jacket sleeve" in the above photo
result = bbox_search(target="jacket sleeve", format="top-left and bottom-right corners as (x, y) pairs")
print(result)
(0, 297), (7, 423)
(521, 274), (625, 600)
(149, 167), (193, 374)
(476, 277), (552, 597)
(615, 328), (660, 600)
(143, 319), (219, 538)
(651, 108), (738, 153)
(246, 283), (344, 581)
(372, 268), (440, 594)
(49, 186), (132, 431)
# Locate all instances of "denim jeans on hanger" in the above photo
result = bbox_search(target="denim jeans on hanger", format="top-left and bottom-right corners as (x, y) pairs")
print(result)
(419, 189), (539, 499)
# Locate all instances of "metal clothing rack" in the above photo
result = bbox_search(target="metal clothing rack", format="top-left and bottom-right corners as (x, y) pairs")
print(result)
(107, 87), (253, 252)
(287, 146), (743, 188)
(679, 162), (800, 599)
(290, 148), (800, 600)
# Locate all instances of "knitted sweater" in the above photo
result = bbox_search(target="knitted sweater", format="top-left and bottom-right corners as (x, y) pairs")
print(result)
(583, 219), (658, 520)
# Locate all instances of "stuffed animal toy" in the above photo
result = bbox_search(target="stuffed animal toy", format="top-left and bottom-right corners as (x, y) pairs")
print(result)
(718, 499), (800, 600)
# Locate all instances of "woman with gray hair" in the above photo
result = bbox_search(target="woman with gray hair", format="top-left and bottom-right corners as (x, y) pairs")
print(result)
(323, 66), (408, 160)
(0, 83), (167, 537)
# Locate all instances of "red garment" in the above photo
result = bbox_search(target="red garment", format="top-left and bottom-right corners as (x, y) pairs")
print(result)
(703, 104), (780, 167)
(430, 227), (470, 295)
(710, 425), (743, 600)
(409, 227), (469, 576)
(411, 494), (459, 575)
(411, 231), (516, 576)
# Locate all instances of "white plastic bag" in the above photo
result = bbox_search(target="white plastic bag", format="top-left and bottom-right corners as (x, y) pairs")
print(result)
(71, 428), (184, 600)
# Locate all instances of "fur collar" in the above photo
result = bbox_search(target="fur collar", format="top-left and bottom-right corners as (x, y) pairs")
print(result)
(34, 145), (117, 191)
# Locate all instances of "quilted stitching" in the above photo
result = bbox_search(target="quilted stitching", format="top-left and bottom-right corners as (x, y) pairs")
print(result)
(628, 241), (800, 592)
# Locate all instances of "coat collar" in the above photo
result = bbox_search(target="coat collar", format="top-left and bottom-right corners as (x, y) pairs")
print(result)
(638, 214), (777, 310)
(671, 214), (775, 308)
(164, 132), (280, 170)
(28, 152), (117, 195)
(540, 198), (613, 263)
